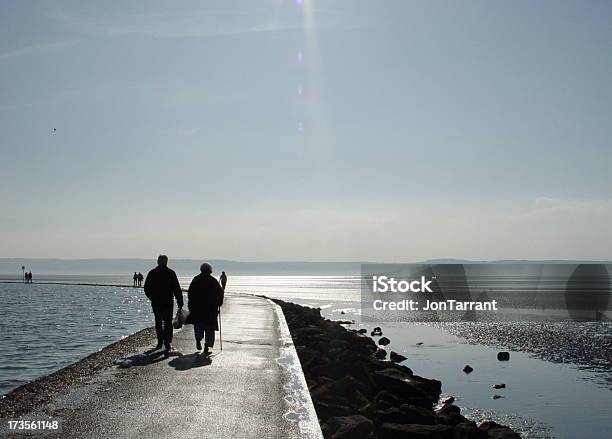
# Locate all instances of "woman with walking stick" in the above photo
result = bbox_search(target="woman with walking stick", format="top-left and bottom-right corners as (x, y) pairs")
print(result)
(187, 263), (224, 355)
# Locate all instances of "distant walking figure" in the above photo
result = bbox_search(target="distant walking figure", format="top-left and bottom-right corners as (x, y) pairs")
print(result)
(188, 263), (224, 355)
(137, 272), (144, 287)
(26, 272), (32, 283)
(144, 255), (184, 355)
(220, 271), (227, 291)
(133, 272), (138, 287)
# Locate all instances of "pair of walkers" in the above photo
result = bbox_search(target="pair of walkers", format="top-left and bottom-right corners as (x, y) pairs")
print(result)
(143, 255), (225, 356)
(133, 271), (143, 287)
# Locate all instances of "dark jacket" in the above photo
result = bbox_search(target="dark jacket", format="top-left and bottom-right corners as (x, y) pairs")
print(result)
(187, 273), (224, 329)
(144, 266), (183, 308)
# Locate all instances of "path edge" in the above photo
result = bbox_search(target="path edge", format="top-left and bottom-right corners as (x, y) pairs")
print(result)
(266, 298), (324, 439)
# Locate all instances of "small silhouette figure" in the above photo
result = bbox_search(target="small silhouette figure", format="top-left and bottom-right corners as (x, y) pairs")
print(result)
(26, 272), (33, 283)
(220, 271), (227, 291)
(133, 272), (138, 287)
(137, 272), (144, 287)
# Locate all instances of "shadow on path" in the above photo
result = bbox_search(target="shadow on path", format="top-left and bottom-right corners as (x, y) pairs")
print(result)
(115, 348), (181, 368)
(168, 352), (212, 371)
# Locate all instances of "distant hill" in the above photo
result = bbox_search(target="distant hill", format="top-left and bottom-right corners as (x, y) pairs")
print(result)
(1, 258), (610, 276)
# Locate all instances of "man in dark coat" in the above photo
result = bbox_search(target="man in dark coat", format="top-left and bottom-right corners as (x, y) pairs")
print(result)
(144, 255), (184, 354)
(188, 263), (224, 355)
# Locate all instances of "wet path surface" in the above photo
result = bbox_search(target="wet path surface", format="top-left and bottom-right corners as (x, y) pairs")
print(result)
(5, 294), (322, 439)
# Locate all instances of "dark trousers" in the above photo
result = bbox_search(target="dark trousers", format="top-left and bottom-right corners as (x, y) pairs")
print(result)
(152, 305), (173, 347)
(194, 322), (215, 347)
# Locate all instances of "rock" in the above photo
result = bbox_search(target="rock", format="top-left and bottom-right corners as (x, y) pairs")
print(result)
(398, 397), (436, 408)
(435, 403), (460, 415)
(416, 342), (424, 346)
(311, 376), (374, 410)
(357, 328), (367, 334)
(314, 401), (353, 419)
(292, 326), (324, 338)
(302, 355), (333, 378)
(399, 404), (437, 425)
(341, 311), (346, 314)
(492, 394), (504, 400)
(374, 407), (403, 426)
(379, 423), (453, 439)
(371, 327), (383, 336)
(479, 421), (521, 439)
(375, 405), (437, 427)
(441, 396), (455, 405)
(497, 351), (510, 361)
(342, 361), (379, 397)
(389, 351), (407, 363)
(374, 367), (414, 383)
(375, 400), (393, 411)
(335, 320), (353, 325)
(463, 364), (474, 374)
(452, 422), (482, 439)
(374, 368), (440, 403)
(323, 415), (373, 439)
(374, 348), (388, 359)
(378, 337), (391, 346)
(492, 383), (506, 389)
(374, 390), (399, 406)
(437, 412), (475, 428)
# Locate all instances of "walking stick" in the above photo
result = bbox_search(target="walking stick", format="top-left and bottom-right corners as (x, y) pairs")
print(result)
(218, 306), (223, 351)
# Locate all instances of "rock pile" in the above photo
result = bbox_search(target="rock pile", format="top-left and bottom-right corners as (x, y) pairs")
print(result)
(273, 299), (520, 439)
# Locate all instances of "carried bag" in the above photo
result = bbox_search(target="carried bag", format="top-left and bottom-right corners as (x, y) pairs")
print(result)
(172, 308), (189, 329)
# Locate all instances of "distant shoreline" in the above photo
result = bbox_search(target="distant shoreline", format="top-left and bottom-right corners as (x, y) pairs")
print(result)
(0, 280), (140, 288)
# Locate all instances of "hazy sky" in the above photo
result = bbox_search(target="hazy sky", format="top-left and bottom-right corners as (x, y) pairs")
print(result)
(1, 1), (611, 261)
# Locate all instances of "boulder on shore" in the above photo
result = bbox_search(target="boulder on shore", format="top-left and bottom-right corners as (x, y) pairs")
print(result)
(323, 415), (373, 439)
(371, 327), (383, 336)
(497, 352), (510, 361)
(389, 351), (407, 363)
(374, 348), (387, 360)
(379, 423), (453, 439)
(378, 337), (391, 346)
(479, 420), (521, 438)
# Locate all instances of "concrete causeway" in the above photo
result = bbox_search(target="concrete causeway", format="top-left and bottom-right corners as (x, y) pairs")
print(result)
(6, 294), (323, 439)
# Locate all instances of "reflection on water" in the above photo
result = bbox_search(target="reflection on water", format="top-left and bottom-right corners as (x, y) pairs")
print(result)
(0, 283), (152, 395)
